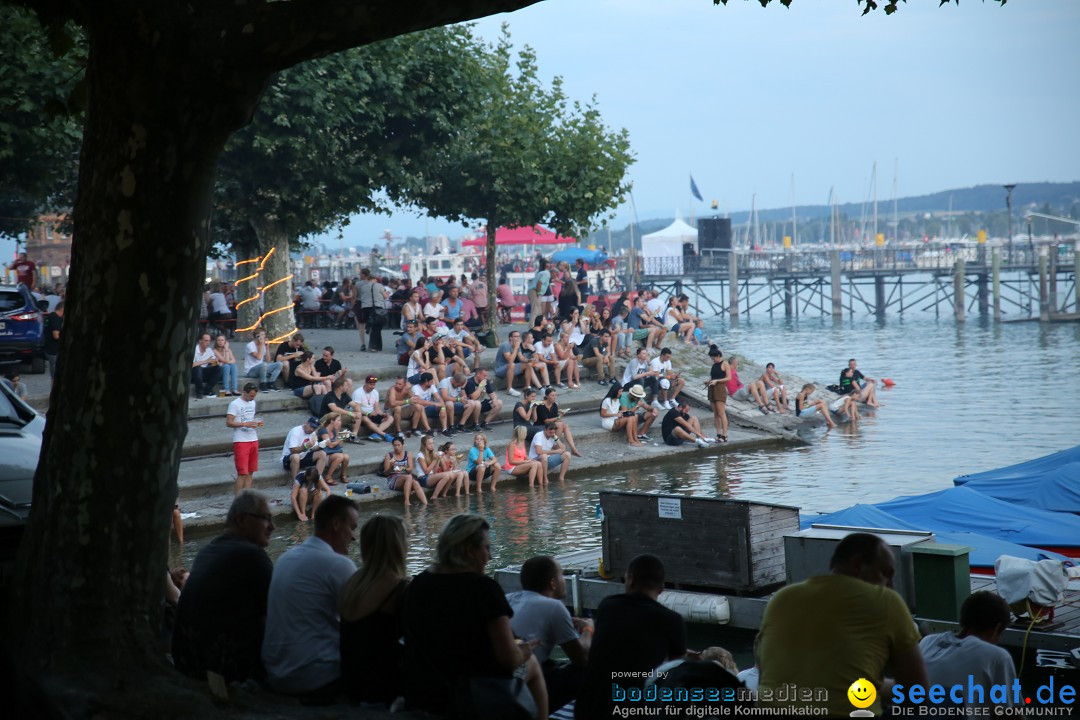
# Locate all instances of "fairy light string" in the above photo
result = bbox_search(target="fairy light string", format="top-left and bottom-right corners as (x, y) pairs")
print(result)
(232, 247), (298, 340)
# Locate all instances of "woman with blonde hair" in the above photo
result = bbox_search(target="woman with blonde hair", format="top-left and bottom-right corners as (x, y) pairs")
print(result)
(436, 441), (467, 496)
(793, 384), (838, 429)
(402, 514), (548, 718)
(466, 433), (501, 492)
(417, 434), (466, 499)
(340, 515), (409, 705)
(502, 425), (543, 487)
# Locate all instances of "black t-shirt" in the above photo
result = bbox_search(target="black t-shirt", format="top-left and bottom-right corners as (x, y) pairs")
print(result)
(838, 368), (864, 395)
(513, 401), (532, 428)
(314, 358), (341, 378)
(710, 360), (728, 381)
(576, 592), (687, 720)
(464, 377), (494, 399)
(535, 401), (560, 426)
(661, 408), (688, 441)
(43, 312), (63, 354)
(403, 570), (514, 714)
(171, 533), (273, 682)
(320, 390), (352, 417)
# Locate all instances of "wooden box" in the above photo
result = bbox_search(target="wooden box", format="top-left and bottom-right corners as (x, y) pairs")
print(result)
(600, 491), (799, 593)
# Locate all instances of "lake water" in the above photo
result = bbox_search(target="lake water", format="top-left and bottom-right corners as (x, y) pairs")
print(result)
(172, 314), (1080, 575)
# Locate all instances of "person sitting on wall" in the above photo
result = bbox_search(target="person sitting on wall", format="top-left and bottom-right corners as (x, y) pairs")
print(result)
(660, 400), (711, 449)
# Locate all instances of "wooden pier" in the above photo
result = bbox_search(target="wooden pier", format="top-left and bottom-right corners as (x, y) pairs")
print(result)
(640, 242), (1079, 322)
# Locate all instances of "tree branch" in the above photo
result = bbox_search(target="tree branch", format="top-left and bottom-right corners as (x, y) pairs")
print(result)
(237, 0), (544, 73)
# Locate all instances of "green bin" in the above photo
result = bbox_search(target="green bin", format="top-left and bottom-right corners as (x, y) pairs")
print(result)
(911, 542), (972, 622)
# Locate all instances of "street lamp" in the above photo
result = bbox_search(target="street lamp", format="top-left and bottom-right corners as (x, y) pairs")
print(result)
(1003, 184), (1016, 262)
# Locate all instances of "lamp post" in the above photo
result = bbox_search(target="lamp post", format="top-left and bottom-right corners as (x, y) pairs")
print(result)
(1003, 184), (1016, 263)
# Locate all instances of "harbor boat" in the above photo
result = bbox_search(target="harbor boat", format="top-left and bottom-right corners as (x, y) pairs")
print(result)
(874, 486), (1080, 558)
(954, 444), (1080, 486)
(799, 503), (1070, 575)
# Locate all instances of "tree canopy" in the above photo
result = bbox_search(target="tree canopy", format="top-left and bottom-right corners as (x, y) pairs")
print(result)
(0, 4), (82, 239)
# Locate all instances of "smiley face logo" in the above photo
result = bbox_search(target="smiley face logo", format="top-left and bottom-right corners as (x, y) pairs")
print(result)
(847, 678), (876, 709)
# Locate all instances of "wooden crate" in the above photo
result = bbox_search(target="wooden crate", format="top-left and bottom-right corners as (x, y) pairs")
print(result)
(600, 491), (799, 593)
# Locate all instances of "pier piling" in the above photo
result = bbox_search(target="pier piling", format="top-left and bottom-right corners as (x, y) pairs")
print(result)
(728, 253), (739, 321)
(1038, 246), (1049, 322)
(953, 258), (965, 323)
(830, 250), (842, 318)
(874, 276), (886, 318)
(992, 248), (1001, 322)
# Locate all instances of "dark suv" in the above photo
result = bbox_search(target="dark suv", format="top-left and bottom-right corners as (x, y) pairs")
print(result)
(0, 284), (46, 374)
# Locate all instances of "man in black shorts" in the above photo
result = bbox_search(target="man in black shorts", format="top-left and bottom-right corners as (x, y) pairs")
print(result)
(660, 401), (711, 449)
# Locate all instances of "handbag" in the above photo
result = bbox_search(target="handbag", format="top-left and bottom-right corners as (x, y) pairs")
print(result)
(477, 330), (499, 349)
(371, 285), (389, 322)
(452, 675), (536, 720)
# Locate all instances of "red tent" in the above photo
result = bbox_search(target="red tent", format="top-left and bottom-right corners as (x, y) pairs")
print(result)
(461, 225), (575, 247)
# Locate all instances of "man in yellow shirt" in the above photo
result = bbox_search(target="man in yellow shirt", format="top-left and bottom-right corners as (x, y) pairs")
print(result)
(758, 533), (928, 716)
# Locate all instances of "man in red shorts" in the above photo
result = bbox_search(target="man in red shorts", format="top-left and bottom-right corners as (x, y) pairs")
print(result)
(226, 382), (262, 493)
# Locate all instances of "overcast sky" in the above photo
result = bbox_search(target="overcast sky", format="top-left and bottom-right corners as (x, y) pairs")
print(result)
(7, 0), (1078, 263)
(331, 0), (1079, 247)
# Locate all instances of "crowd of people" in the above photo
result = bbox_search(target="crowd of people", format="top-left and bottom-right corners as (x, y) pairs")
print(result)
(170, 506), (1011, 718)
(204, 270), (882, 516)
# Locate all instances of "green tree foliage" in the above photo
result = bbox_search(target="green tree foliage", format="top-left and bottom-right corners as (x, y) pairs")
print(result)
(213, 25), (489, 335)
(0, 5), (83, 239)
(416, 27), (634, 331)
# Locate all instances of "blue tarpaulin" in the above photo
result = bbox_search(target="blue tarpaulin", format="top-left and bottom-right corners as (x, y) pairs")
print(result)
(959, 462), (1080, 514)
(550, 248), (608, 266)
(875, 486), (1080, 551)
(799, 504), (1069, 570)
(954, 445), (1080, 485)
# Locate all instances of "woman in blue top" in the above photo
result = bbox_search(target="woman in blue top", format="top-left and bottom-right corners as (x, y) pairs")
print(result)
(466, 433), (501, 492)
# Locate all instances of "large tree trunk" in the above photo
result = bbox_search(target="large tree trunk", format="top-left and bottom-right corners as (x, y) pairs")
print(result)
(11, 16), (266, 685)
(249, 215), (298, 342)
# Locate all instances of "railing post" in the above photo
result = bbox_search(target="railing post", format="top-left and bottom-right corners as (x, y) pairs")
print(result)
(728, 250), (739, 321)
(830, 249), (842, 318)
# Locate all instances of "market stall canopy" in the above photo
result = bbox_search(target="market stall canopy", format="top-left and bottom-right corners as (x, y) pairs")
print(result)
(461, 225), (576, 247)
(551, 248), (608, 266)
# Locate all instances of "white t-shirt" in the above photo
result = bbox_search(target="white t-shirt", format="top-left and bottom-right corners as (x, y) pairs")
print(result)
(646, 297), (664, 315)
(601, 397), (620, 430)
(529, 431), (556, 460)
(506, 590), (579, 665)
(423, 302), (444, 320)
(355, 387), (379, 414)
(663, 307), (680, 328)
(194, 345), (215, 364)
(282, 425), (315, 460)
(448, 328), (471, 344)
(918, 633), (1017, 708)
(407, 350), (425, 378)
(244, 341), (267, 371)
(622, 357), (649, 386)
(300, 285), (321, 310)
(227, 397), (258, 443)
(649, 357), (672, 376)
(209, 292), (230, 314)
(412, 383), (438, 404)
(537, 342), (556, 361)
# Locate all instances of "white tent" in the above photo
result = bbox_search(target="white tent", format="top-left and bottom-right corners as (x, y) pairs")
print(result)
(641, 214), (698, 275)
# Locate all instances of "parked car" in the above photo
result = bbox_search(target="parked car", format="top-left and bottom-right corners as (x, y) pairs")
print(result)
(0, 379), (43, 589)
(0, 284), (47, 374)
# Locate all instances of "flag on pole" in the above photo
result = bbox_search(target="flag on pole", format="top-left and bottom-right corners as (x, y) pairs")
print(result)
(690, 174), (703, 202)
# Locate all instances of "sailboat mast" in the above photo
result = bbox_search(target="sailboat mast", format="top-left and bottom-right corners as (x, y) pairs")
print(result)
(892, 158), (898, 243)
(872, 160), (878, 245)
(791, 173), (797, 248)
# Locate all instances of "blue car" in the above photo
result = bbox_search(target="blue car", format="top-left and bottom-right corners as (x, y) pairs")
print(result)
(0, 284), (46, 374)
